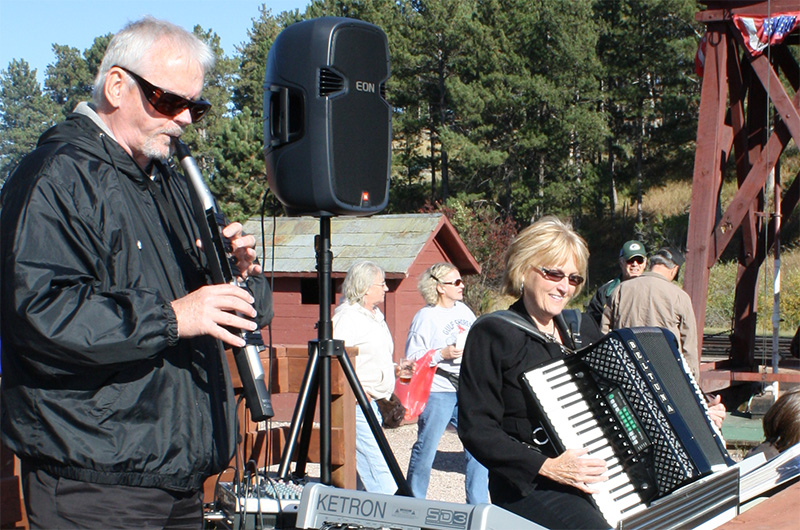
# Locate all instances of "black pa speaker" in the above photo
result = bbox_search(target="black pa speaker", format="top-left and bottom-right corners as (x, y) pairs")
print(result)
(263, 17), (391, 216)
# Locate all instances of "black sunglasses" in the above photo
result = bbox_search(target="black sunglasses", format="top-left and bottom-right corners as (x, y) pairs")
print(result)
(626, 256), (645, 265)
(116, 66), (211, 122)
(432, 276), (464, 287)
(537, 267), (584, 287)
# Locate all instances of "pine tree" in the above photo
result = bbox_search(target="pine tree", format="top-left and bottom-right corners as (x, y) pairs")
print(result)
(180, 27), (236, 179)
(208, 107), (271, 221)
(220, 9), (292, 219)
(45, 45), (94, 118)
(596, 0), (701, 227)
(0, 60), (57, 183)
(232, 5), (290, 121)
(84, 35), (113, 80)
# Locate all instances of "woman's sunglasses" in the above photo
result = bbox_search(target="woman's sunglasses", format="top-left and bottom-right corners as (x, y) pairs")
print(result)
(116, 66), (211, 122)
(433, 276), (464, 287)
(537, 266), (585, 286)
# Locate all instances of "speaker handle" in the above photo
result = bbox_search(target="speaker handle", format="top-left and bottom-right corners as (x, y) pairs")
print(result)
(268, 86), (291, 146)
(279, 87), (289, 144)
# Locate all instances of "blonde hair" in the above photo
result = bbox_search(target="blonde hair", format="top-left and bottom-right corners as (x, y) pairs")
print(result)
(502, 216), (589, 297)
(418, 263), (458, 306)
(341, 261), (384, 305)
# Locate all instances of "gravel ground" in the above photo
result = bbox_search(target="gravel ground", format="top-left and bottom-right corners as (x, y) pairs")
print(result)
(284, 422), (470, 504)
(384, 422), (469, 504)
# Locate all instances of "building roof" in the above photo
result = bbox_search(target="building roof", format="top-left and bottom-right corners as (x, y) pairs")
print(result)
(243, 213), (480, 278)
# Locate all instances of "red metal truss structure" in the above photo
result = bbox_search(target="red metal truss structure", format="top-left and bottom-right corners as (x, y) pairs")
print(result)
(686, 1), (799, 390)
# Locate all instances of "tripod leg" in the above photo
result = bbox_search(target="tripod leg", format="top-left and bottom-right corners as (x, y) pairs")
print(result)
(295, 386), (318, 476)
(336, 350), (412, 496)
(277, 345), (321, 479)
(319, 343), (332, 484)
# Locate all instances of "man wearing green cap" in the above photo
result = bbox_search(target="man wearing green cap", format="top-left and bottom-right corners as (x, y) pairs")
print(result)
(585, 240), (647, 325)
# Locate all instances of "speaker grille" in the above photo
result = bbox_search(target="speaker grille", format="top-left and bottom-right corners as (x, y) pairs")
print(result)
(319, 68), (345, 96)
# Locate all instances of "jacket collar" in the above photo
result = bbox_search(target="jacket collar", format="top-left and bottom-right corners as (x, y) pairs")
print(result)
(38, 103), (150, 186)
(73, 102), (116, 139)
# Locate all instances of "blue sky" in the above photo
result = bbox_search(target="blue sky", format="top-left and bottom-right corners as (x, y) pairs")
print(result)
(0, 0), (310, 84)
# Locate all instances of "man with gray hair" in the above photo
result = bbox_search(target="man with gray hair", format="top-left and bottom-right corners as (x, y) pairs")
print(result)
(0, 17), (271, 528)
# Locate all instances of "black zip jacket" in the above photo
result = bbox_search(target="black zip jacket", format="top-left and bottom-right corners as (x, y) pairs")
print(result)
(0, 110), (272, 492)
(458, 299), (602, 497)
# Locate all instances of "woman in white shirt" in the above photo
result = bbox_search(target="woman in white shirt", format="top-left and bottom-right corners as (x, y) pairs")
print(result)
(404, 262), (488, 503)
(332, 261), (397, 493)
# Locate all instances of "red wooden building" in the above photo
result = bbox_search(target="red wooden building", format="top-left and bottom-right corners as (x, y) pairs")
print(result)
(243, 213), (481, 364)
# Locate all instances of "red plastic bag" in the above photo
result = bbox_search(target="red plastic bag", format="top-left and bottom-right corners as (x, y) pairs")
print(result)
(394, 349), (437, 421)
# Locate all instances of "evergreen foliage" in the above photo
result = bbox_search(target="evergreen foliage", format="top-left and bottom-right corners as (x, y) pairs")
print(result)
(0, 0), (712, 221)
(45, 45), (94, 120)
(1, 0), (797, 326)
(0, 60), (57, 182)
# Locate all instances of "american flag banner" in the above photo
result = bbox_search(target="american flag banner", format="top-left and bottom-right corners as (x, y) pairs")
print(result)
(732, 12), (800, 56)
(694, 33), (708, 77)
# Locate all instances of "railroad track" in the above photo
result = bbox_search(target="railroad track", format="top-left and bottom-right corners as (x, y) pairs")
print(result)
(702, 334), (793, 359)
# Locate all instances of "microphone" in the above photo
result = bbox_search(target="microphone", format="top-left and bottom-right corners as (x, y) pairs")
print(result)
(173, 139), (274, 421)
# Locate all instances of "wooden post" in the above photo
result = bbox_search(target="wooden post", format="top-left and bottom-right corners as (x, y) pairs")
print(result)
(0, 440), (26, 529)
(204, 344), (358, 502)
(689, 1), (800, 389)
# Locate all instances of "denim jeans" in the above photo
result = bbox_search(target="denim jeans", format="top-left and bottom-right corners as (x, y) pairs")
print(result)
(355, 400), (397, 494)
(406, 391), (489, 504)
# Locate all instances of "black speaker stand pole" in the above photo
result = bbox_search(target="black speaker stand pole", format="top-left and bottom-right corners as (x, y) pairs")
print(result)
(276, 215), (411, 495)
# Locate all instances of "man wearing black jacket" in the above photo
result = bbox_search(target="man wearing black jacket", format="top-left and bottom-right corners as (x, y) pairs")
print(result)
(0, 17), (272, 529)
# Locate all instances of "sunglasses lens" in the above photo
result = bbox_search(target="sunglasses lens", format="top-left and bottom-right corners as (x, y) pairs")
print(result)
(189, 102), (211, 122)
(121, 66), (210, 123)
(154, 94), (188, 114)
(568, 275), (584, 286)
(541, 268), (565, 281)
(150, 90), (210, 122)
(454, 279), (464, 286)
(628, 256), (644, 264)
(541, 267), (583, 286)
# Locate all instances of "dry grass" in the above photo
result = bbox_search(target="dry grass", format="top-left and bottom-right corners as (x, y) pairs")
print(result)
(642, 180), (693, 217)
(639, 177), (800, 334)
(703, 250), (800, 334)
(641, 179), (741, 219)
(481, 169), (800, 331)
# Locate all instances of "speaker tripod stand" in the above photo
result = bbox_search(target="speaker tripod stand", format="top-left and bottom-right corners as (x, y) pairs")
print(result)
(276, 215), (411, 495)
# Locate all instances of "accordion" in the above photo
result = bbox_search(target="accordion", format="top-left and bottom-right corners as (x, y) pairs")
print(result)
(521, 327), (733, 527)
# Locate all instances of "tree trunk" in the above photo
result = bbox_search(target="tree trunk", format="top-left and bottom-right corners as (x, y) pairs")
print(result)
(429, 116), (436, 203)
(636, 114), (644, 225)
(608, 136), (617, 225)
(438, 46), (449, 202)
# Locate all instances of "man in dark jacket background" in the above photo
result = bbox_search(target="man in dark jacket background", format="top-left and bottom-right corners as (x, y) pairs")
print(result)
(0, 17), (272, 529)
